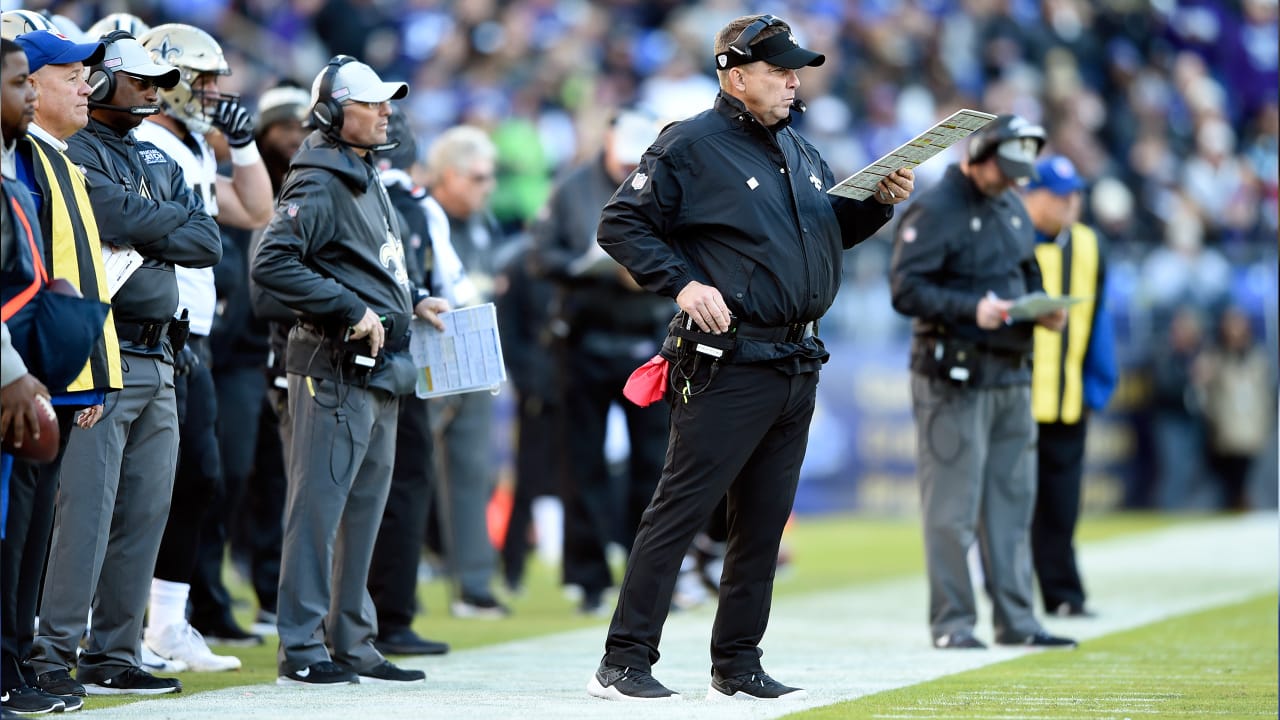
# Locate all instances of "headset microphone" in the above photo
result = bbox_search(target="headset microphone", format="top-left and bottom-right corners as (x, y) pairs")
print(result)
(88, 100), (161, 116)
(791, 97), (807, 113)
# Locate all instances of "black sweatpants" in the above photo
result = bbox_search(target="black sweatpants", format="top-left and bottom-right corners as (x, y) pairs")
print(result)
(602, 361), (816, 677)
(1031, 419), (1088, 612)
(369, 394), (435, 633)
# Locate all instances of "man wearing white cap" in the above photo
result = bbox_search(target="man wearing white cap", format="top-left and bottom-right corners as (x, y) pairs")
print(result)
(890, 114), (1075, 653)
(30, 31), (222, 697)
(252, 55), (448, 686)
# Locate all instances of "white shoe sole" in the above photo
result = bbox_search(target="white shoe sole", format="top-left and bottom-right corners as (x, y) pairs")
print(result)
(706, 684), (808, 701)
(586, 675), (681, 701)
(84, 684), (180, 696)
(275, 677), (359, 687)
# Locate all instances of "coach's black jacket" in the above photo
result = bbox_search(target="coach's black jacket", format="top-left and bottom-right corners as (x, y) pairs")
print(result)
(66, 118), (222, 362)
(597, 92), (892, 369)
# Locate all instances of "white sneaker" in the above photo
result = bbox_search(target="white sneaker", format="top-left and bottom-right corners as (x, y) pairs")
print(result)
(144, 622), (242, 672)
(141, 642), (189, 673)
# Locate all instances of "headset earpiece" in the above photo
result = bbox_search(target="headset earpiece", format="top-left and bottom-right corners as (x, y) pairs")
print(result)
(87, 30), (137, 105)
(716, 14), (784, 69)
(311, 55), (355, 134)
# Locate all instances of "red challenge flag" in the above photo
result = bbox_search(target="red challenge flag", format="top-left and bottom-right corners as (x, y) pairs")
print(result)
(623, 354), (669, 407)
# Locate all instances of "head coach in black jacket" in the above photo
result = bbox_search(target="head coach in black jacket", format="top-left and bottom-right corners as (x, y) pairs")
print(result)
(587, 14), (914, 702)
(250, 55), (448, 687)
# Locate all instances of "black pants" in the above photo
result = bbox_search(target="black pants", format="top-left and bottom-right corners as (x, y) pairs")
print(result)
(189, 365), (267, 628)
(1031, 420), (1088, 612)
(603, 361), (816, 676)
(154, 337), (221, 585)
(229, 386), (287, 615)
(1, 407), (75, 691)
(501, 392), (558, 591)
(369, 395), (435, 633)
(560, 346), (669, 594)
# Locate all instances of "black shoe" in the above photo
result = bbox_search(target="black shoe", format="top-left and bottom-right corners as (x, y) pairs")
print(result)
(191, 617), (264, 647)
(450, 594), (510, 619)
(708, 670), (807, 700)
(586, 663), (679, 701)
(81, 667), (182, 696)
(1052, 602), (1096, 618)
(998, 631), (1077, 649)
(276, 661), (359, 686)
(43, 690), (81, 713)
(374, 628), (449, 656)
(31, 670), (84, 698)
(579, 589), (608, 617)
(933, 632), (987, 649)
(352, 661), (425, 684)
(1, 685), (65, 714)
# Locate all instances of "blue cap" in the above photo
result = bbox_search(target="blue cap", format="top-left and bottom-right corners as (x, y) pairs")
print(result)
(14, 30), (104, 75)
(1025, 155), (1085, 196)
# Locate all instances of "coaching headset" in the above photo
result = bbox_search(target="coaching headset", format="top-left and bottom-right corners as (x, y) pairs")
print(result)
(310, 54), (357, 135)
(967, 114), (1047, 165)
(715, 14), (785, 70)
(88, 30), (159, 115)
(309, 54), (399, 152)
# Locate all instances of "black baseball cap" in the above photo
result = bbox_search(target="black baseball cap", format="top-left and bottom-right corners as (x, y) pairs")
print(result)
(717, 28), (825, 70)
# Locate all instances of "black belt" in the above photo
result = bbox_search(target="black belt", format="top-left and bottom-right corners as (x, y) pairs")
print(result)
(736, 320), (815, 343)
(115, 319), (170, 348)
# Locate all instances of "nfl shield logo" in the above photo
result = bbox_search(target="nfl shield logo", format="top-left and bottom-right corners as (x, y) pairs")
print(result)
(287, 203), (299, 218)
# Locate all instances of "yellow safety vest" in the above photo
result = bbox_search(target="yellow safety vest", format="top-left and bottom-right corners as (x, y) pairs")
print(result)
(26, 136), (123, 393)
(1032, 223), (1098, 424)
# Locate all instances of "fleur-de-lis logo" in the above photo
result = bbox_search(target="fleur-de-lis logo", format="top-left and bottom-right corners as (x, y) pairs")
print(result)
(788, 33), (797, 45)
(156, 35), (181, 63)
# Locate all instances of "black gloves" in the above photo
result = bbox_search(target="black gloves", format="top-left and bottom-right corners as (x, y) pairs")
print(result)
(212, 98), (255, 148)
(173, 344), (199, 377)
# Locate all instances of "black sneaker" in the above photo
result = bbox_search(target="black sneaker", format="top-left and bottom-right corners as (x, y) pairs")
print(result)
(586, 663), (679, 701)
(44, 690), (81, 713)
(32, 670), (84, 698)
(276, 661), (359, 686)
(191, 617), (265, 648)
(81, 667), (181, 696)
(351, 661), (425, 684)
(933, 632), (987, 650)
(1051, 602), (1096, 618)
(449, 594), (511, 619)
(707, 670), (806, 700)
(998, 631), (1077, 649)
(374, 628), (449, 656)
(1, 685), (65, 714)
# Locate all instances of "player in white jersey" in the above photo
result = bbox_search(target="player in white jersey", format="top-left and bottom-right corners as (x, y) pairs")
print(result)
(131, 22), (273, 673)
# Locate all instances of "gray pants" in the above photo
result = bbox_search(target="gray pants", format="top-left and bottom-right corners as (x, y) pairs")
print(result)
(909, 374), (1041, 643)
(276, 374), (398, 674)
(30, 355), (178, 679)
(430, 391), (497, 599)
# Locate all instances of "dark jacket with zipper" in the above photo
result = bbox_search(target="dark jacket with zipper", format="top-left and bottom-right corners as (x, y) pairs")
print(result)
(889, 163), (1045, 385)
(252, 131), (426, 395)
(597, 92), (893, 370)
(65, 118), (222, 362)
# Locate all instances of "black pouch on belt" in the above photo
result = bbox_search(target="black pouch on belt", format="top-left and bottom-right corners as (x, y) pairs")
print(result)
(167, 309), (191, 353)
(669, 311), (738, 362)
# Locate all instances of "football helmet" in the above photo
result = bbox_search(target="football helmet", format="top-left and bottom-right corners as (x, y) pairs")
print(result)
(2, 9), (57, 40)
(85, 12), (150, 40)
(139, 23), (232, 135)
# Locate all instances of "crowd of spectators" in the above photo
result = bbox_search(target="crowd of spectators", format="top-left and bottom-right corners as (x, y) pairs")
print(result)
(14, 0), (1278, 507)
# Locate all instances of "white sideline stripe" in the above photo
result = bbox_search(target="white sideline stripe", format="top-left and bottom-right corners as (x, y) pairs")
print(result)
(81, 513), (1277, 719)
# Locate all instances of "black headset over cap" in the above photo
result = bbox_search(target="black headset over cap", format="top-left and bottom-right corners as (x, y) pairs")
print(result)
(310, 54), (356, 134)
(715, 15), (826, 71)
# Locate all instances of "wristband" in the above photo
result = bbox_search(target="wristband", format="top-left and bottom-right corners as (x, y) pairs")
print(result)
(230, 142), (261, 167)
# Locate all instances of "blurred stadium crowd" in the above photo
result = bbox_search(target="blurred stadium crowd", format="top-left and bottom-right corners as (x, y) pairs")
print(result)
(9, 0), (1279, 510)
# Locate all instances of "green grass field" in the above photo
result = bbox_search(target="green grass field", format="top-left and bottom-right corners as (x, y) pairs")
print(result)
(86, 511), (1272, 717)
(802, 594), (1277, 719)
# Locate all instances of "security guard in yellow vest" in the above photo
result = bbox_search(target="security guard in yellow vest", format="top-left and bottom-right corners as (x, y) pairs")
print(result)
(1023, 155), (1117, 618)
